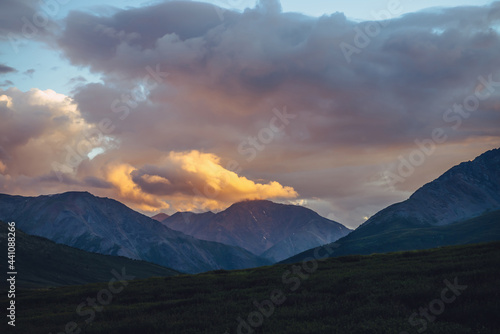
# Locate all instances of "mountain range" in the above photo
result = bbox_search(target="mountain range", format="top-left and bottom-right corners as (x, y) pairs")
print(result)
(151, 212), (170, 222)
(0, 148), (498, 279)
(160, 200), (351, 262)
(0, 192), (270, 274)
(284, 148), (500, 263)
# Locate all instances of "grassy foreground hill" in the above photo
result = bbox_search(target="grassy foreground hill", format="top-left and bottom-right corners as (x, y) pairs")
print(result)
(0, 221), (179, 288)
(3, 241), (500, 333)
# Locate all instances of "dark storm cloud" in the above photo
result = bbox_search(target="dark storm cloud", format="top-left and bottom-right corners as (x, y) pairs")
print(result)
(58, 1), (238, 77)
(0, 0), (53, 39)
(0, 64), (17, 74)
(2, 0), (500, 226)
(58, 1), (500, 150)
(0, 0), (37, 34)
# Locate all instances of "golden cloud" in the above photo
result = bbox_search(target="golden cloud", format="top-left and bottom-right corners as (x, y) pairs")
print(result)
(105, 163), (170, 212)
(167, 150), (298, 206)
(104, 150), (298, 213)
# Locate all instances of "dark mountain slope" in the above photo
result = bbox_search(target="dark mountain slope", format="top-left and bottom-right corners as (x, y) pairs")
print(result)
(163, 200), (351, 261)
(0, 192), (270, 274)
(0, 221), (179, 288)
(282, 148), (500, 264)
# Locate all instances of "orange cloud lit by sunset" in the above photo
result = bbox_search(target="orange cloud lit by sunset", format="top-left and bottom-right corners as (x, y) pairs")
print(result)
(105, 150), (298, 213)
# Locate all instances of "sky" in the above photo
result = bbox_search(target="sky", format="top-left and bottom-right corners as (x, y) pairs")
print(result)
(0, 0), (499, 228)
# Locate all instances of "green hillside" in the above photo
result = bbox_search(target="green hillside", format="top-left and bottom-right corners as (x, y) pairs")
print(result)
(284, 210), (500, 264)
(3, 241), (500, 333)
(0, 222), (179, 288)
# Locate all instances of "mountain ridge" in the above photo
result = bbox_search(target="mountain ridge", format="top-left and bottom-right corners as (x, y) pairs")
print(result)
(282, 148), (500, 263)
(0, 221), (179, 288)
(0, 191), (270, 273)
(162, 199), (352, 262)
(359, 148), (500, 232)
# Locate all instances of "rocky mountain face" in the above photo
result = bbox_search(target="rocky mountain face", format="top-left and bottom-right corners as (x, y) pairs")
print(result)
(358, 148), (500, 234)
(162, 200), (351, 262)
(282, 148), (500, 264)
(0, 192), (270, 274)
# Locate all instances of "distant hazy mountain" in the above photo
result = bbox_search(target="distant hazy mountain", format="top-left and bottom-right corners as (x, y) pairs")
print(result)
(162, 200), (351, 262)
(163, 211), (215, 230)
(0, 221), (179, 288)
(151, 213), (170, 222)
(283, 148), (500, 263)
(0, 192), (270, 274)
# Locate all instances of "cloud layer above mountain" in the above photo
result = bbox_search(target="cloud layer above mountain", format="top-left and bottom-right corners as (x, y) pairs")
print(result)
(1, 0), (500, 226)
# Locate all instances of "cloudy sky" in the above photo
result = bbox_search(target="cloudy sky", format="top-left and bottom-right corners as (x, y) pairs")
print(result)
(0, 0), (499, 228)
